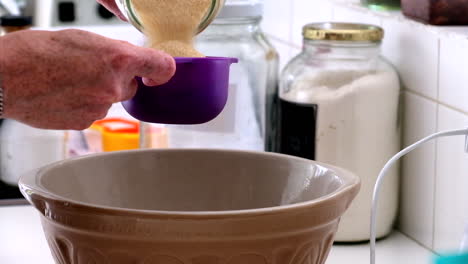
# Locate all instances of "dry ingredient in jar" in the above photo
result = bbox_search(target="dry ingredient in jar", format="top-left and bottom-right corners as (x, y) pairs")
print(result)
(280, 69), (400, 241)
(276, 22), (400, 242)
(131, 0), (211, 57)
(281, 70), (400, 166)
(279, 70), (400, 242)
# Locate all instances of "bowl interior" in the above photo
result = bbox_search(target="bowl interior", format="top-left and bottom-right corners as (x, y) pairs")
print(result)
(38, 150), (344, 212)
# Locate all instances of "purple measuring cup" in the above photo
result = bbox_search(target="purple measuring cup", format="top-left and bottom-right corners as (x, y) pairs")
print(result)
(122, 57), (238, 125)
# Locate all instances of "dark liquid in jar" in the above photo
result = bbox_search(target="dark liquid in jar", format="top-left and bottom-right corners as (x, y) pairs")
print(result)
(277, 98), (318, 160)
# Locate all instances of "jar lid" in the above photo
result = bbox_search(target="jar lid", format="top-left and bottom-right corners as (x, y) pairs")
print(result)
(217, 0), (264, 18)
(303, 22), (384, 42)
(0, 15), (33, 27)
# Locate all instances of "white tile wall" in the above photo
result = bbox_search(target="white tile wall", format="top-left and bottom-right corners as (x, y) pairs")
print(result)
(400, 92), (437, 249)
(439, 38), (468, 114)
(332, 5), (382, 26)
(262, 0), (335, 70)
(434, 106), (468, 252)
(291, 0), (334, 46)
(381, 19), (439, 99)
(261, 0), (468, 254)
(262, 0), (293, 43)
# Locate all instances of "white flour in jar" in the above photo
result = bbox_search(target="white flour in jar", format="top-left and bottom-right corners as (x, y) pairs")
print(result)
(281, 69), (400, 241)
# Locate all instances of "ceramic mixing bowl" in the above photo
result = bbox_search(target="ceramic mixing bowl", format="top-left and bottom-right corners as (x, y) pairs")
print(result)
(19, 149), (360, 264)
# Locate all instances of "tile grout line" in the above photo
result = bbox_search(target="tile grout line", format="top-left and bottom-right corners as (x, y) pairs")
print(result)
(431, 37), (441, 251)
(405, 89), (468, 117)
(399, 231), (437, 254)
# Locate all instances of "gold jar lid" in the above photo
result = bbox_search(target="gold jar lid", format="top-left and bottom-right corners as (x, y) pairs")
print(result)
(303, 22), (384, 42)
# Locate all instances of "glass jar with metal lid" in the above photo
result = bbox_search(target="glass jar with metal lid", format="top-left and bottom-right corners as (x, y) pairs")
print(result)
(273, 23), (401, 242)
(116, 0), (225, 34)
(167, 0), (279, 151)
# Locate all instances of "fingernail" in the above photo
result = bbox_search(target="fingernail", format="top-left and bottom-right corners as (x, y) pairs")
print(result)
(142, 78), (159, 87)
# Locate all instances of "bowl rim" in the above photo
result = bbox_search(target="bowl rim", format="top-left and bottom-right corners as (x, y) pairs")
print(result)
(19, 149), (360, 219)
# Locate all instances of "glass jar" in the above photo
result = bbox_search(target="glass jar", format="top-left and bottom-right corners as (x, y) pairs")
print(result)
(116, 0), (225, 34)
(166, 0), (279, 151)
(362, 0), (400, 10)
(276, 23), (400, 242)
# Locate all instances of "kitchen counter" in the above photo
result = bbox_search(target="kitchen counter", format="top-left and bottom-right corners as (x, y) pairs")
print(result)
(0, 205), (434, 264)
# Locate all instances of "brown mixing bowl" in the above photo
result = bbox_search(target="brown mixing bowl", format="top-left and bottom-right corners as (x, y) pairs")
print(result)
(19, 149), (360, 264)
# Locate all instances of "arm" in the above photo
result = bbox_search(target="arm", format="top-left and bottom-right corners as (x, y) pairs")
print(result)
(0, 29), (175, 130)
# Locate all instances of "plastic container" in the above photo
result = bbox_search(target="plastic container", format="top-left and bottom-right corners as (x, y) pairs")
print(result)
(167, 0), (279, 150)
(275, 23), (401, 242)
(435, 254), (468, 264)
(122, 57), (237, 125)
(83, 118), (168, 152)
(94, 118), (140, 152)
(402, 0), (468, 25)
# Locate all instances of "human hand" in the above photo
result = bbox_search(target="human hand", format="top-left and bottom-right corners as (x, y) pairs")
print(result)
(96, 0), (127, 21)
(0, 29), (175, 130)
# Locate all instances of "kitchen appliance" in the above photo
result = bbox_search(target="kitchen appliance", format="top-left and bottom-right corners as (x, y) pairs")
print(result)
(22, 0), (124, 27)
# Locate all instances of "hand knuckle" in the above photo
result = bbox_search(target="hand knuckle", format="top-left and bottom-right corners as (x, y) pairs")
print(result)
(109, 49), (134, 72)
(106, 89), (122, 102)
(91, 90), (118, 104)
(96, 107), (110, 120)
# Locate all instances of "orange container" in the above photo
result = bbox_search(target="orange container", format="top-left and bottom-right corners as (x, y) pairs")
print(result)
(93, 118), (140, 152)
(87, 118), (168, 152)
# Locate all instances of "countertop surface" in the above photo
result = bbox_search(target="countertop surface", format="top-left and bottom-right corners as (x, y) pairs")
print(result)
(0, 205), (435, 264)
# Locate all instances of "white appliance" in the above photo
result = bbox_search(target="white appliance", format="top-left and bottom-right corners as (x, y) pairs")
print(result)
(25, 0), (125, 27)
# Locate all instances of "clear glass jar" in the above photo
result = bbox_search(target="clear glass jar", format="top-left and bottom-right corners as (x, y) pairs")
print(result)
(116, 0), (225, 34)
(276, 23), (400, 242)
(166, 0), (279, 151)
